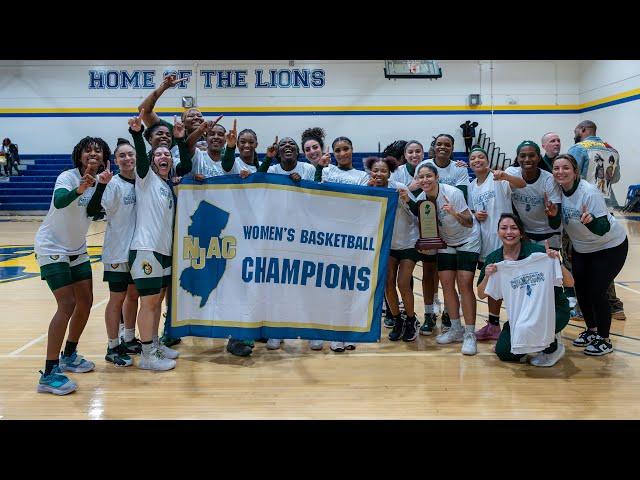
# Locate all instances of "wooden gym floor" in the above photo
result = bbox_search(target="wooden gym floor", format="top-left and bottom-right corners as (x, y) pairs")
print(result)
(1, 215), (639, 420)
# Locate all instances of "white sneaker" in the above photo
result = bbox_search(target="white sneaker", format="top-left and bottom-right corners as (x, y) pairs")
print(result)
(138, 348), (176, 371)
(157, 343), (180, 359)
(330, 341), (345, 352)
(266, 338), (283, 350)
(436, 327), (464, 344)
(530, 337), (565, 367)
(461, 332), (477, 355)
(309, 340), (324, 350)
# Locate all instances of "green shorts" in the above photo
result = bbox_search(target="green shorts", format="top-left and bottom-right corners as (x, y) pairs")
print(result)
(37, 252), (92, 292)
(437, 247), (479, 273)
(103, 262), (135, 292)
(129, 250), (172, 296)
(389, 248), (420, 263)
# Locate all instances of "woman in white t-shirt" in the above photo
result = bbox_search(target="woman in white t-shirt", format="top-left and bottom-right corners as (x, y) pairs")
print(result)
(411, 163), (479, 356)
(477, 213), (574, 367)
(127, 111), (194, 371)
(86, 139), (141, 368)
(315, 136), (370, 352)
(35, 136), (111, 395)
(301, 127), (336, 175)
(468, 147), (525, 341)
(552, 154), (628, 356)
(366, 156), (420, 342)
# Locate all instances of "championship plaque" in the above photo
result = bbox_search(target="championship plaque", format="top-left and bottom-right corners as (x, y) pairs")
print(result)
(415, 199), (447, 252)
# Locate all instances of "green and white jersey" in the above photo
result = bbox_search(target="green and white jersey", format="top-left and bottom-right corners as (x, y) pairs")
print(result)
(560, 180), (626, 254)
(415, 159), (469, 188)
(229, 156), (257, 175)
(469, 172), (513, 260)
(321, 166), (370, 185)
(35, 168), (96, 256)
(390, 163), (417, 187)
(506, 166), (561, 236)
(387, 180), (419, 250)
(268, 161), (315, 180)
(192, 149), (226, 178)
(130, 168), (174, 257)
(101, 174), (136, 264)
(416, 183), (477, 247)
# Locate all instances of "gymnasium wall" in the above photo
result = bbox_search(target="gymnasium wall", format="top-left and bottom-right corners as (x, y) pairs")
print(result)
(0, 60), (581, 165)
(578, 60), (640, 203)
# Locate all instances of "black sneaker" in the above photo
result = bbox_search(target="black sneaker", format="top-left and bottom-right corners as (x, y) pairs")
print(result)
(420, 313), (437, 336)
(121, 338), (142, 355)
(441, 312), (451, 332)
(389, 316), (405, 341)
(572, 329), (597, 347)
(384, 315), (396, 328)
(105, 344), (133, 367)
(161, 335), (181, 347)
(584, 336), (613, 356)
(226, 339), (253, 357)
(402, 316), (419, 342)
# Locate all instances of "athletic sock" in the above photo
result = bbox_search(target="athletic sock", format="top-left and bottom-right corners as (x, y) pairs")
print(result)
(424, 304), (434, 314)
(124, 328), (136, 342)
(464, 324), (475, 334)
(44, 359), (59, 376)
(450, 318), (462, 330)
(141, 341), (153, 357)
(152, 335), (159, 347)
(488, 314), (500, 326)
(108, 338), (120, 350)
(63, 341), (78, 358)
(443, 305), (449, 314)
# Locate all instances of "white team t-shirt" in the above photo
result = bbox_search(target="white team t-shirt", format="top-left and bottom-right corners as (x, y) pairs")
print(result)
(415, 159), (469, 188)
(469, 172), (513, 260)
(386, 180), (419, 250)
(267, 161), (316, 180)
(560, 180), (627, 254)
(321, 166), (370, 185)
(485, 252), (562, 354)
(390, 163), (418, 188)
(191, 149), (226, 178)
(416, 183), (475, 247)
(130, 168), (174, 257)
(505, 166), (562, 235)
(35, 168), (96, 256)
(228, 156), (258, 175)
(101, 174), (137, 264)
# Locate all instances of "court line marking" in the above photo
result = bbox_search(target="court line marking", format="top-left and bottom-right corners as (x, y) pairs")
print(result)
(8, 297), (108, 356)
(615, 282), (640, 295)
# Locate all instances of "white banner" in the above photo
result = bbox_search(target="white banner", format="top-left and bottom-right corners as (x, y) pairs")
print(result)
(168, 173), (398, 342)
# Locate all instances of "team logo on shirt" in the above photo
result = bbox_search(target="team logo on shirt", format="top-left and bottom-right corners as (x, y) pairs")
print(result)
(510, 272), (545, 297)
(142, 261), (153, 275)
(0, 245), (102, 283)
(111, 263), (120, 269)
(561, 206), (582, 225)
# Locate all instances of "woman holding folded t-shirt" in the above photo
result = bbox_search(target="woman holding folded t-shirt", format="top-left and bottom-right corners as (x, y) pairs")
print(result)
(552, 154), (628, 356)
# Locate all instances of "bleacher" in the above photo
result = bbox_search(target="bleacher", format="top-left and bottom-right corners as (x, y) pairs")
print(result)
(0, 151), (473, 215)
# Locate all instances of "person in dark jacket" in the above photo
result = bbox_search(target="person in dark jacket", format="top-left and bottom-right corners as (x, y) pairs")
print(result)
(2, 138), (21, 176)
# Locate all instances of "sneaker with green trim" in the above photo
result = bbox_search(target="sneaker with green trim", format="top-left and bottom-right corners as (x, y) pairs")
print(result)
(37, 366), (77, 395)
(122, 338), (142, 355)
(441, 312), (452, 333)
(420, 313), (437, 336)
(105, 344), (133, 367)
(59, 351), (95, 373)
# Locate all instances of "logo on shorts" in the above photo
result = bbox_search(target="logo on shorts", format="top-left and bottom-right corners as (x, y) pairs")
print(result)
(111, 264), (119, 269)
(142, 261), (153, 275)
(50, 255), (59, 260)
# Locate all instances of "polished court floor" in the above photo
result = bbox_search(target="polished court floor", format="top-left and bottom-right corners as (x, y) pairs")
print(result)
(1, 215), (639, 419)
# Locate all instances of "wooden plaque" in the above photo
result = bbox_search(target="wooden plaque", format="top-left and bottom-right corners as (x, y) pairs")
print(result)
(415, 199), (447, 252)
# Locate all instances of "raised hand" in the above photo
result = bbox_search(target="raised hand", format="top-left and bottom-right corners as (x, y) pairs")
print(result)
(367, 177), (376, 187)
(580, 204), (593, 224)
(77, 173), (96, 194)
(442, 194), (455, 215)
(407, 179), (421, 191)
(85, 158), (101, 177)
(128, 108), (144, 132)
(97, 160), (113, 184)
(226, 119), (237, 148)
(266, 136), (279, 158)
(160, 74), (181, 91)
(544, 192), (558, 217)
(492, 169), (507, 181)
(474, 210), (488, 222)
(319, 145), (331, 167)
(173, 115), (185, 139)
(398, 189), (409, 203)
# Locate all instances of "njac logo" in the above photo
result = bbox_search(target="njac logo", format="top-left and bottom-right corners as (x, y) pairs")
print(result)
(179, 201), (236, 308)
